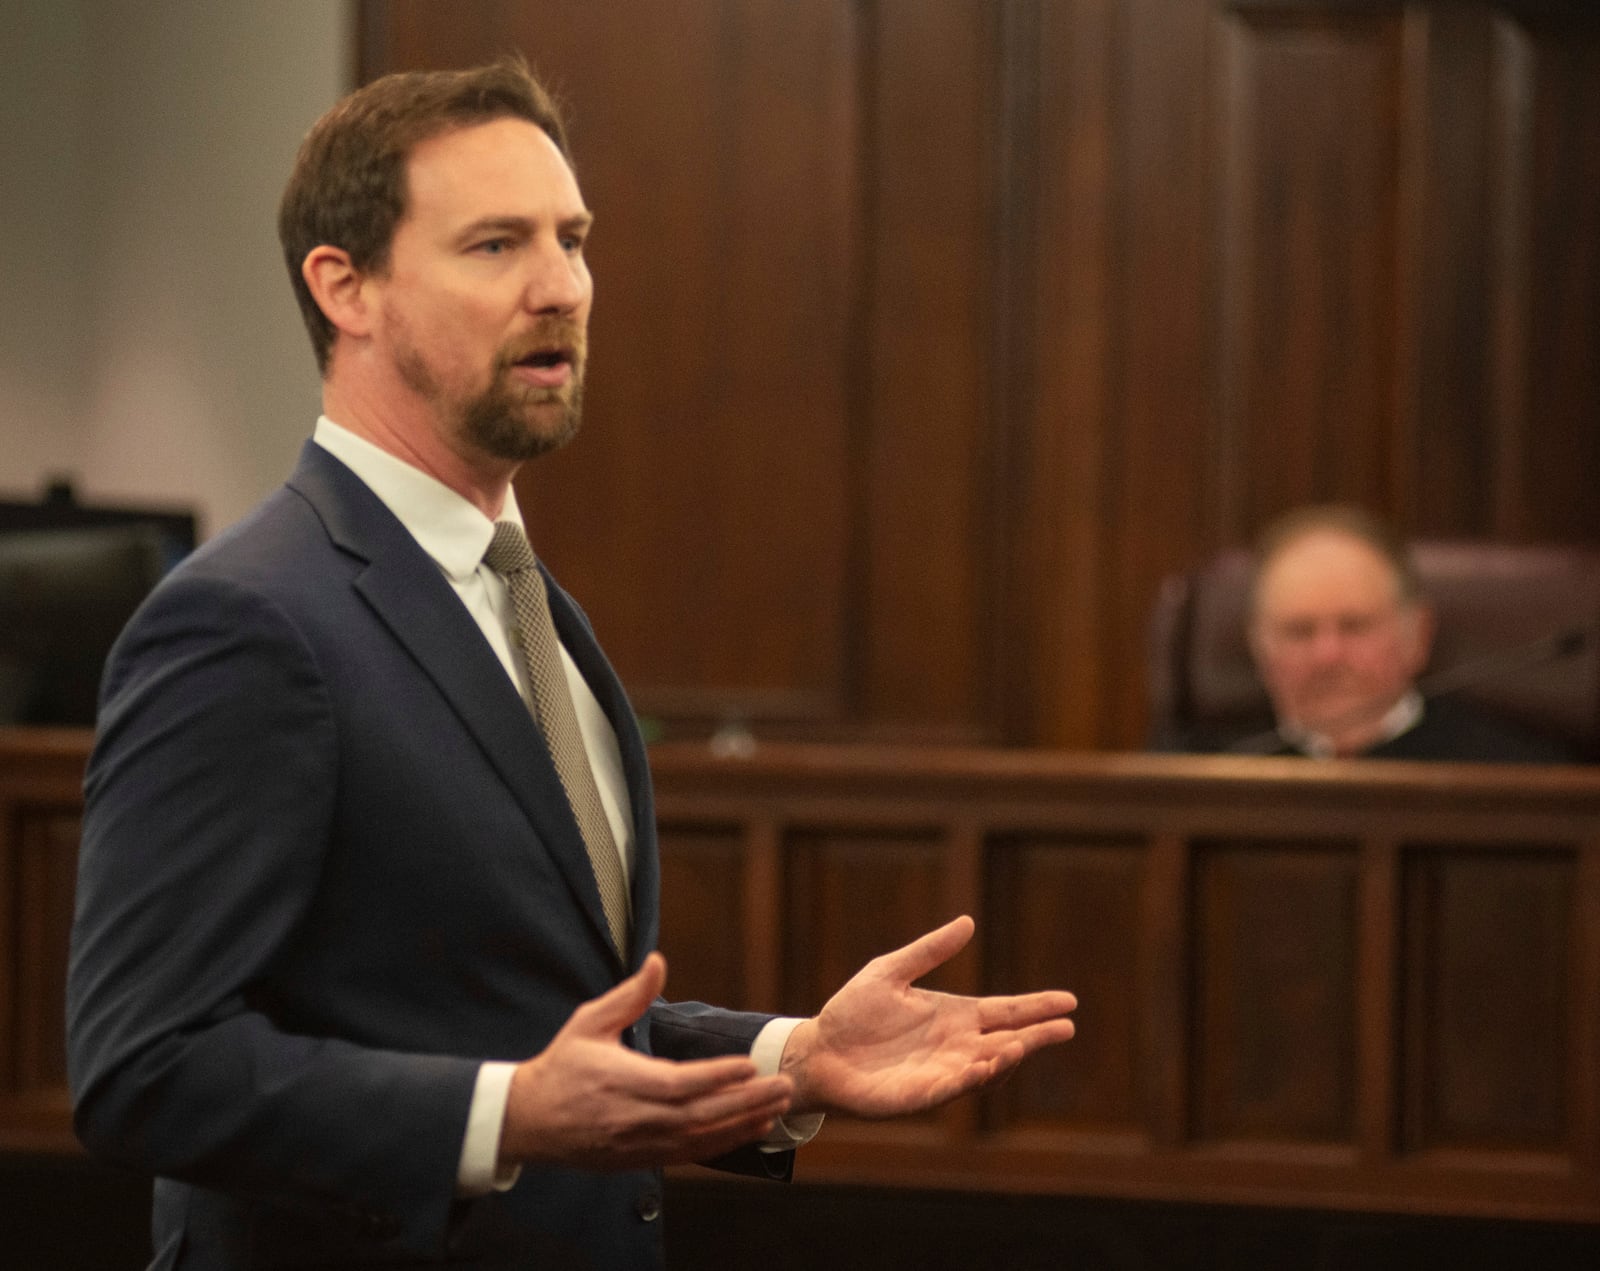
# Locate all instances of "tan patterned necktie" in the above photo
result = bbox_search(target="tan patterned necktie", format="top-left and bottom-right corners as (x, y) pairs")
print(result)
(484, 522), (630, 957)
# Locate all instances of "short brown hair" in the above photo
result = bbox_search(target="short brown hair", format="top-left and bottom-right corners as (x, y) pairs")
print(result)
(278, 55), (570, 374)
(1251, 504), (1422, 608)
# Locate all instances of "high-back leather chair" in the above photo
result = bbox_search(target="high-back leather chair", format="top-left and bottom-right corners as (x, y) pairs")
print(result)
(1147, 542), (1600, 759)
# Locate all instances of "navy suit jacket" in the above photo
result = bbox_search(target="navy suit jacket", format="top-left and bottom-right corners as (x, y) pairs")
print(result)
(68, 442), (787, 1269)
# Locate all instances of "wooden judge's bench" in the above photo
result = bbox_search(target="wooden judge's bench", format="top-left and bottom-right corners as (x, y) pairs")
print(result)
(3, 730), (1597, 1264)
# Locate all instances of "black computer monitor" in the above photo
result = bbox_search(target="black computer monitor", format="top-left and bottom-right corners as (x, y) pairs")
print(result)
(0, 484), (196, 567)
(0, 522), (183, 725)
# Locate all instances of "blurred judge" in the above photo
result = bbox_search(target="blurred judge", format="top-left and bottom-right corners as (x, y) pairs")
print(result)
(1200, 505), (1575, 761)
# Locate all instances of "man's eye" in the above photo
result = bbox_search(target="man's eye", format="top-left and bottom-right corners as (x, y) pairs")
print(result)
(560, 234), (586, 254)
(475, 238), (512, 255)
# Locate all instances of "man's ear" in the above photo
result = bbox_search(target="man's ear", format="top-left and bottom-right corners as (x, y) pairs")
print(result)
(301, 245), (375, 343)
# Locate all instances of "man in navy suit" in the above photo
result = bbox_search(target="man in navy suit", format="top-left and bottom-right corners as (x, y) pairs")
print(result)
(66, 57), (1077, 1269)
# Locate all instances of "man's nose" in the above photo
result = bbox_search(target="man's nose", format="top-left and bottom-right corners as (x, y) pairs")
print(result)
(1306, 627), (1348, 664)
(522, 243), (587, 313)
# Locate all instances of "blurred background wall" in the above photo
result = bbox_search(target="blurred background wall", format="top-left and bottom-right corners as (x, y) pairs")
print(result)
(0, 0), (350, 540)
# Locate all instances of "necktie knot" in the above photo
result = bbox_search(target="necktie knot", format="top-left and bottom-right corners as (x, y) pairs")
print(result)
(485, 521), (537, 577)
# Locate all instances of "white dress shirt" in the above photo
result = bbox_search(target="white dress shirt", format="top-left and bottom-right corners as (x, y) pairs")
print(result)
(312, 418), (816, 1194)
(1280, 688), (1426, 759)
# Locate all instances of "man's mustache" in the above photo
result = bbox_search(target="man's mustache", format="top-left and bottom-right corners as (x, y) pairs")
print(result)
(499, 320), (587, 371)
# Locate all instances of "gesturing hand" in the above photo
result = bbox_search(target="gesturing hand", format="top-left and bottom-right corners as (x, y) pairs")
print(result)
(499, 953), (792, 1171)
(779, 916), (1077, 1119)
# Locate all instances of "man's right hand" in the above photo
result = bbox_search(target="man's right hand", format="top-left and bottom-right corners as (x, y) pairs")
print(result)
(497, 952), (792, 1171)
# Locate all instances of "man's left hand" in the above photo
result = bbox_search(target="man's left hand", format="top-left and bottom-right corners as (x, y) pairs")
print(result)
(779, 915), (1077, 1118)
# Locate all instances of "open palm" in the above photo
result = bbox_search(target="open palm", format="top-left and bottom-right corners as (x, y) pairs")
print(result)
(781, 916), (1078, 1118)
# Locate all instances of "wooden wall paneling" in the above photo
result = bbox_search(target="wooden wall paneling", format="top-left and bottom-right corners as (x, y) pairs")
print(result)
(739, 817), (784, 1014)
(781, 825), (951, 1018)
(858, 0), (1002, 742)
(989, 0), (1045, 750)
(1021, 0), (1119, 749)
(1142, 831), (1193, 1150)
(357, 0), (514, 79)
(1355, 836), (1401, 1164)
(983, 833), (1148, 1137)
(1489, 15), (1600, 542)
(1388, 5), (1426, 536)
(1099, 0), (1215, 749)
(656, 823), (748, 1009)
(7, 808), (80, 1115)
(1400, 844), (1576, 1157)
(942, 819), (984, 991)
(12, 812), (77, 1095)
(646, 745), (1600, 1217)
(1189, 838), (1361, 1148)
(782, 824), (952, 1142)
(940, 819), (985, 1143)
(690, 0), (859, 724)
(0, 731), (91, 1152)
(1479, 8), (1600, 543)
(1402, 6), (1499, 535)
(1576, 833), (1600, 1177)
(1218, 4), (1407, 537)
(1486, 13), (1537, 538)
(0, 797), (13, 1096)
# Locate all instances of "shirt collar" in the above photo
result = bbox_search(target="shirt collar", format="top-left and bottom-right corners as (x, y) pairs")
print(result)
(312, 415), (523, 581)
(1281, 688), (1425, 759)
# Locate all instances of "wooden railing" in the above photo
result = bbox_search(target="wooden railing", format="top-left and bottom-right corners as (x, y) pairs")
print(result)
(0, 729), (90, 1153)
(5, 730), (1597, 1222)
(647, 742), (1600, 1223)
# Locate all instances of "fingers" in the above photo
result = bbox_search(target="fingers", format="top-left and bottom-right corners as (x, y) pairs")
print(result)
(670, 1072), (791, 1127)
(642, 1072), (794, 1167)
(566, 952), (668, 1038)
(653, 1099), (790, 1167)
(949, 1017), (1074, 1099)
(974, 988), (1079, 1031)
(508, 1041), (792, 1170)
(609, 1062), (791, 1132)
(969, 992), (1077, 1065)
(588, 1064), (793, 1168)
(604, 1046), (763, 1103)
(987, 1016), (1077, 1059)
(873, 914), (975, 984)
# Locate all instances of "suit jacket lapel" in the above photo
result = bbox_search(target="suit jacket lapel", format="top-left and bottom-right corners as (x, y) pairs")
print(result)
(287, 443), (625, 968)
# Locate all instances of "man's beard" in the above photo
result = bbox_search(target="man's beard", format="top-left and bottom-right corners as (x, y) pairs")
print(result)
(395, 322), (587, 463)
(461, 358), (585, 462)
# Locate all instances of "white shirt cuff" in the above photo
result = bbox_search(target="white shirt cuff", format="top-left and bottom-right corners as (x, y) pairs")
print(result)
(456, 1061), (521, 1195)
(751, 1017), (825, 1150)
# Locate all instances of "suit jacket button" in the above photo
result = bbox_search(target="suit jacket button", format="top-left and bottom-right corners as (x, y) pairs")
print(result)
(635, 1191), (662, 1223)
